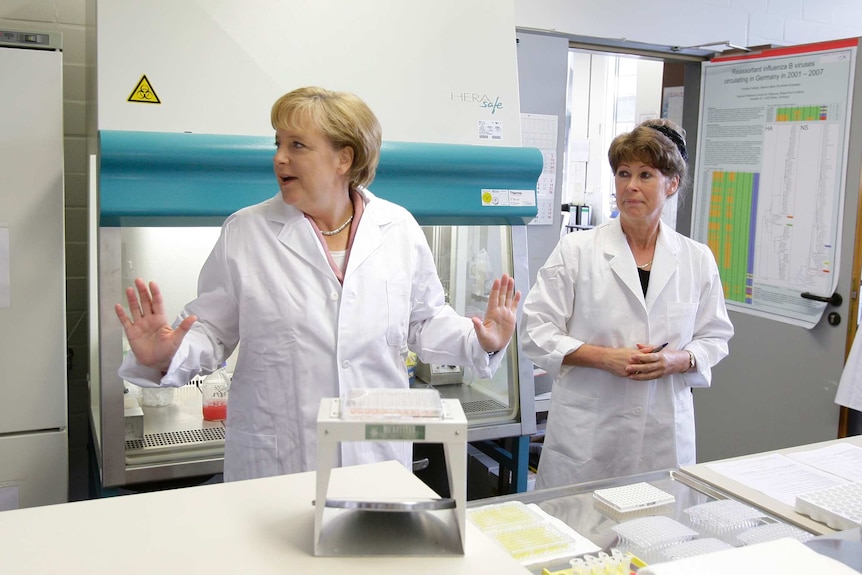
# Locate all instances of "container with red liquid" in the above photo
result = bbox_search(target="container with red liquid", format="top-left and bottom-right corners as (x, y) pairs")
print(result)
(201, 364), (231, 421)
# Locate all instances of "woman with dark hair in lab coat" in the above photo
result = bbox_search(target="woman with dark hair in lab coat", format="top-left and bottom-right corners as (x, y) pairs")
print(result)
(520, 119), (734, 489)
(115, 86), (521, 482)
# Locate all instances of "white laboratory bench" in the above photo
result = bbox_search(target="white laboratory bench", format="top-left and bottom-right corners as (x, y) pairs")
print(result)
(677, 434), (862, 535)
(0, 460), (530, 574)
(468, 435), (862, 573)
(3, 437), (859, 574)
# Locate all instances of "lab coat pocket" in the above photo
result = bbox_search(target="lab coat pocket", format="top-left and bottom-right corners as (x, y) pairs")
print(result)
(666, 302), (698, 344)
(385, 280), (411, 347)
(547, 384), (598, 464)
(224, 428), (279, 481)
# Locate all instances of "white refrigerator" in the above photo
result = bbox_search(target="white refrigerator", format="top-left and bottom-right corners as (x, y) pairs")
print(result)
(0, 31), (68, 509)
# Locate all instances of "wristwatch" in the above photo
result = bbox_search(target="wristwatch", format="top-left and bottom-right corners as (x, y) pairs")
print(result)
(685, 350), (695, 372)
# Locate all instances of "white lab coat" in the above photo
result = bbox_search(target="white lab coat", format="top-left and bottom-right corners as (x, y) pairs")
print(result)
(836, 327), (862, 411)
(120, 188), (502, 481)
(520, 218), (733, 488)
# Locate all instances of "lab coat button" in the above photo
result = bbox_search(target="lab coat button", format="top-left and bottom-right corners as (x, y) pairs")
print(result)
(342, 360), (350, 369)
(633, 406), (643, 415)
(330, 292), (339, 301)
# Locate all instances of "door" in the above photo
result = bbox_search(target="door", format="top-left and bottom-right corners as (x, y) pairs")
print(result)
(691, 38), (862, 461)
(0, 43), (67, 434)
(0, 36), (68, 508)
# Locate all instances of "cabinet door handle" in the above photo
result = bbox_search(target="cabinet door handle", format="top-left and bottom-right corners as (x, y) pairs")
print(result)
(800, 292), (842, 306)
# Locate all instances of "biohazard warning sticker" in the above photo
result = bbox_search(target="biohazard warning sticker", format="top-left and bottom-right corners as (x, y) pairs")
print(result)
(127, 75), (161, 104)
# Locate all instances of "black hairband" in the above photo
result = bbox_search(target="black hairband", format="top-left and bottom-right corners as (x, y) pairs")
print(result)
(648, 124), (688, 162)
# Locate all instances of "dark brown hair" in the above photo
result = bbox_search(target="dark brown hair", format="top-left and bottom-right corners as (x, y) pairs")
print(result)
(608, 119), (689, 195)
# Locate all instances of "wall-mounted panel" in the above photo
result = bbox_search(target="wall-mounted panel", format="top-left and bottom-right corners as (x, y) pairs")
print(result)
(97, 0), (522, 146)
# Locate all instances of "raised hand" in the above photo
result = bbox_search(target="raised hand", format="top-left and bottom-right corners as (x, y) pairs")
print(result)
(114, 278), (197, 372)
(472, 273), (521, 354)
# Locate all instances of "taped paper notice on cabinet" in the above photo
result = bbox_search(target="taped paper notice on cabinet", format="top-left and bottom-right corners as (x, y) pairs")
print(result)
(481, 189), (536, 207)
(521, 113), (558, 226)
(478, 120), (503, 140)
(0, 226), (9, 308)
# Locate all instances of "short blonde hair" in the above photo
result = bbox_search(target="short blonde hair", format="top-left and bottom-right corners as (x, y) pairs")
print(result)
(271, 86), (382, 188)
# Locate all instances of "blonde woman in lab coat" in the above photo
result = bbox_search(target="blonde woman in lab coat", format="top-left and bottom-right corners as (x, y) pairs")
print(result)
(520, 119), (733, 489)
(115, 86), (520, 482)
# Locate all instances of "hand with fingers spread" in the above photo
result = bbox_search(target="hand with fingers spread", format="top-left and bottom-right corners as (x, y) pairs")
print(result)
(472, 273), (521, 355)
(114, 278), (197, 372)
(115, 87), (534, 483)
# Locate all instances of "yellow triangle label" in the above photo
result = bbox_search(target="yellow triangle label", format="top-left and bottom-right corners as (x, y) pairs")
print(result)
(127, 75), (161, 104)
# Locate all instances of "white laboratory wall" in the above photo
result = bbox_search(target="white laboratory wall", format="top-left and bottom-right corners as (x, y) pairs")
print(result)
(515, 0), (862, 49)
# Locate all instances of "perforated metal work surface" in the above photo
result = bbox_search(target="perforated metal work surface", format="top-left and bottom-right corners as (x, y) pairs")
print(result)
(461, 399), (508, 415)
(126, 427), (225, 452)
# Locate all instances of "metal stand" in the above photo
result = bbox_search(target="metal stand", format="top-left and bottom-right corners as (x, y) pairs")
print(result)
(314, 397), (468, 556)
(471, 435), (531, 494)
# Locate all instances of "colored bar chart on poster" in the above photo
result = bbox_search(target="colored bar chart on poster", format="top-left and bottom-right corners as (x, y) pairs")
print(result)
(708, 171), (757, 305)
(774, 105), (831, 122)
(693, 39), (856, 328)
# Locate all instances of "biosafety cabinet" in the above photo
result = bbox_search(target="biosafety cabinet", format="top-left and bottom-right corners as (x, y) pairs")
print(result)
(88, 0), (542, 490)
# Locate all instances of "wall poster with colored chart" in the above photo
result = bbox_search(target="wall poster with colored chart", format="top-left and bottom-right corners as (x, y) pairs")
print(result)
(692, 39), (857, 328)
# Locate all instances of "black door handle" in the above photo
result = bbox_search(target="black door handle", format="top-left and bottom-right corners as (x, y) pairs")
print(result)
(800, 292), (843, 306)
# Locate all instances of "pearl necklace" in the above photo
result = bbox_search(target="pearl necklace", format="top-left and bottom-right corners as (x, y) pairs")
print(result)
(320, 213), (354, 236)
(637, 260), (652, 270)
